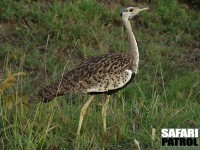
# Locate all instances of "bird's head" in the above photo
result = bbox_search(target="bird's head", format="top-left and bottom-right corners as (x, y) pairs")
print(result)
(120, 6), (149, 20)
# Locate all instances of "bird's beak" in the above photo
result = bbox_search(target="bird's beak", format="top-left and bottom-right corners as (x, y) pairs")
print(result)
(129, 7), (149, 20)
(139, 7), (149, 12)
(138, 7), (149, 13)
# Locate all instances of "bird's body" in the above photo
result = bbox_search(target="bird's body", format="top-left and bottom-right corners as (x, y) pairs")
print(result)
(39, 53), (136, 102)
(37, 6), (149, 136)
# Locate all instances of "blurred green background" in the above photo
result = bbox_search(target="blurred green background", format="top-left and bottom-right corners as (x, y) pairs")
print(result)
(0, 0), (200, 149)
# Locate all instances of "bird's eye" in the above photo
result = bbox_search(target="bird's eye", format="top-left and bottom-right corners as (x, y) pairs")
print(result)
(129, 9), (133, 12)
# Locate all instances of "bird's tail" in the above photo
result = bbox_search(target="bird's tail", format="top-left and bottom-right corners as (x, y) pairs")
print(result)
(37, 80), (66, 103)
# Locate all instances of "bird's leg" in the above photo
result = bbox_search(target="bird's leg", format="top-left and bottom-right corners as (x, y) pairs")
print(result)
(102, 95), (110, 134)
(77, 95), (95, 136)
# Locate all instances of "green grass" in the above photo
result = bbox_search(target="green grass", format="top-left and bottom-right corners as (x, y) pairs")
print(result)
(0, 0), (200, 149)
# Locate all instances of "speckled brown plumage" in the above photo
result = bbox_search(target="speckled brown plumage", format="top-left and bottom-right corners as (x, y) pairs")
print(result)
(37, 6), (149, 104)
(37, 6), (149, 136)
(38, 52), (136, 102)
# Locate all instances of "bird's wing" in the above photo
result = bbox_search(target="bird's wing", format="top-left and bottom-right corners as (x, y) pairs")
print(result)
(63, 53), (134, 93)
(38, 53), (134, 102)
(86, 69), (134, 93)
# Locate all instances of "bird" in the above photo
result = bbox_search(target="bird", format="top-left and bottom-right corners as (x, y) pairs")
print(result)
(37, 6), (149, 136)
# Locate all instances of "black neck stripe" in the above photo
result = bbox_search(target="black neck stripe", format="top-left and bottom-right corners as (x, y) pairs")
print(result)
(120, 9), (128, 17)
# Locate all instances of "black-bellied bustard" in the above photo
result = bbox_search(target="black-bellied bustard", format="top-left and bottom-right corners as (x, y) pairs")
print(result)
(38, 6), (149, 136)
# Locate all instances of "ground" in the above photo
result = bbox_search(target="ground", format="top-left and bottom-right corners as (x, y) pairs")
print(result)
(0, 0), (200, 149)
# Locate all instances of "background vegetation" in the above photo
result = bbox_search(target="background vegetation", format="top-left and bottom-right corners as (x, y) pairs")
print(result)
(0, 0), (200, 149)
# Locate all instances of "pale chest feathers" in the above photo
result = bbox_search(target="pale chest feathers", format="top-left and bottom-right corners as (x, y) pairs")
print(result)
(86, 69), (133, 93)
(132, 61), (139, 74)
(131, 53), (139, 74)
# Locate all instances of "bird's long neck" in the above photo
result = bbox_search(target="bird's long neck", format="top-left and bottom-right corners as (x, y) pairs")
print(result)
(123, 19), (139, 73)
